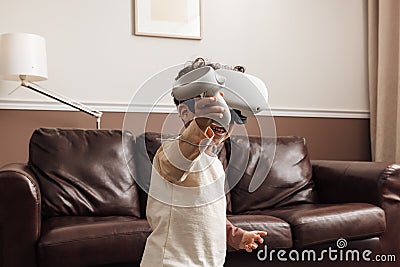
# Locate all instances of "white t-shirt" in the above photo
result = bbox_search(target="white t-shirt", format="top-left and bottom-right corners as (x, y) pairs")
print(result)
(141, 122), (227, 267)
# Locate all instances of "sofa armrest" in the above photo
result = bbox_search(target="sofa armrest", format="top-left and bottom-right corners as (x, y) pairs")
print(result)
(312, 160), (400, 257)
(311, 160), (393, 205)
(0, 163), (41, 267)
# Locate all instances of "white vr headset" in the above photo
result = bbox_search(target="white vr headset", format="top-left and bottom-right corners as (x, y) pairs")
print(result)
(172, 66), (269, 127)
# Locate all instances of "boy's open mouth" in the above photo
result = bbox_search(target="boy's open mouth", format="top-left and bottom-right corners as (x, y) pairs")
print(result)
(210, 123), (227, 137)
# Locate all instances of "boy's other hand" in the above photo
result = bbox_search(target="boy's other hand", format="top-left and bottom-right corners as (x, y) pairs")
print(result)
(239, 231), (267, 253)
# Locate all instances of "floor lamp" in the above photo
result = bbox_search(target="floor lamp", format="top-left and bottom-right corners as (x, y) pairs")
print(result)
(0, 33), (103, 129)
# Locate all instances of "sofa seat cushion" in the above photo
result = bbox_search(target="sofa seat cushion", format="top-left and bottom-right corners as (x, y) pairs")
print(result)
(227, 214), (293, 249)
(38, 216), (151, 267)
(244, 203), (386, 248)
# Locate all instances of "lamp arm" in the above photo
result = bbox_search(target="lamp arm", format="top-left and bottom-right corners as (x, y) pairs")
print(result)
(21, 80), (103, 129)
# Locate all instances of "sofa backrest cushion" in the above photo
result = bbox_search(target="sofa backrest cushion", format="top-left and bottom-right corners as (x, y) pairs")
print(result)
(133, 132), (162, 218)
(29, 128), (140, 218)
(228, 136), (317, 214)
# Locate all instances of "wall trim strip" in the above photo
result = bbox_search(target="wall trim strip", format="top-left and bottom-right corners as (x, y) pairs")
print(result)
(0, 99), (370, 119)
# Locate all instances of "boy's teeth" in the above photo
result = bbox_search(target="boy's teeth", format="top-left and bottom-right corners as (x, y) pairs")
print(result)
(212, 126), (225, 133)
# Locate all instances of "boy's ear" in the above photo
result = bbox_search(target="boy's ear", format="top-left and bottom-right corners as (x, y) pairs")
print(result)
(178, 103), (189, 119)
(178, 103), (194, 124)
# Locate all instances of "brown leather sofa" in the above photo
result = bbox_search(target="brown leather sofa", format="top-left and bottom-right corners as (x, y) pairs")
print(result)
(0, 128), (399, 267)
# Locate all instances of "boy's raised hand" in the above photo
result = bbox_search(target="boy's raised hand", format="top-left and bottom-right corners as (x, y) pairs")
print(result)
(240, 230), (268, 253)
(194, 95), (226, 131)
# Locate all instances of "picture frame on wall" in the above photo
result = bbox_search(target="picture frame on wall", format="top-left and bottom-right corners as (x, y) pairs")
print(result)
(134, 0), (202, 40)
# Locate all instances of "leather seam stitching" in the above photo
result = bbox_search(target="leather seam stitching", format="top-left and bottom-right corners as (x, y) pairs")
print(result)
(38, 231), (151, 247)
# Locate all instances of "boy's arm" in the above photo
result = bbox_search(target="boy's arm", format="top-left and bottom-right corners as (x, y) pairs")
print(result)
(226, 219), (267, 252)
(226, 219), (246, 250)
(155, 119), (214, 183)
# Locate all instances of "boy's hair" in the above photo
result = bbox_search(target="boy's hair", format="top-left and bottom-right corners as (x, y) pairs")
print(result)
(173, 57), (245, 106)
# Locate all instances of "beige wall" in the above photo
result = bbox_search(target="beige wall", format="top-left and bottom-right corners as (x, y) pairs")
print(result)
(0, 0), (368, 115)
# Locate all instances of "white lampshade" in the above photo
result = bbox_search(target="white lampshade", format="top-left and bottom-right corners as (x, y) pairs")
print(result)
(0, 33), (48, 82)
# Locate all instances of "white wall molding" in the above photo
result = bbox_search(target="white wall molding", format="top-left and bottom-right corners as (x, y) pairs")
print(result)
(268, 107), (370, 119)
(0, 99), (370, 119)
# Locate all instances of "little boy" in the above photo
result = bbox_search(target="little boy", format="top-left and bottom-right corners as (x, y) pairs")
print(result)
(140, 58), (267, 267)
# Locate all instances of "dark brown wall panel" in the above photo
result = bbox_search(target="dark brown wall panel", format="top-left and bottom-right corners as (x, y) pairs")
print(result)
(274, 116), (371, 161)
(0, 110), (371, 167)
